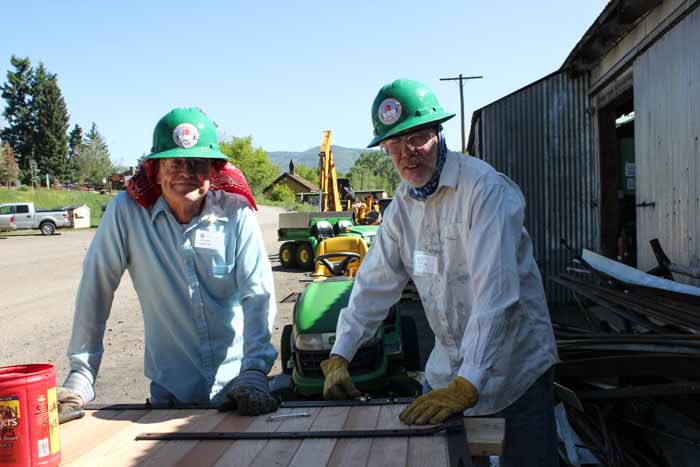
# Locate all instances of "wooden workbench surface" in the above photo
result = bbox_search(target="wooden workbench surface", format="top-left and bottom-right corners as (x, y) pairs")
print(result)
(59, 405), (504, 466)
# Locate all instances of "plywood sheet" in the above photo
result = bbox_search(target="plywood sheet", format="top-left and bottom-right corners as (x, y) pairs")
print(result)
(60, 407), (504, 466)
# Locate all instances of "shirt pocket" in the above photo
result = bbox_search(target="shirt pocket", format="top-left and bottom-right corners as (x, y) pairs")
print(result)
(195, 248), (236, 299)
(443, 222), (464, 241)
(440, 222), (470, 271)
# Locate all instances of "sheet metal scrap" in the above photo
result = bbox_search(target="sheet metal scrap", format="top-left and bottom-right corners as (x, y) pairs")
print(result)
(551, 239), (700, 466)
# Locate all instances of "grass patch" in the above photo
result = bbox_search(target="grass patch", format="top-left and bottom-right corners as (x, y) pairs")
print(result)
(0, 188), (116, 227)
(258, 198), (318, 212)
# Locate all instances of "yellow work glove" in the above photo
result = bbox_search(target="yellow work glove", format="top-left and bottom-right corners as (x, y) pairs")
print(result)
(399, 376), (479, 425)
(320, 355), (361, 400)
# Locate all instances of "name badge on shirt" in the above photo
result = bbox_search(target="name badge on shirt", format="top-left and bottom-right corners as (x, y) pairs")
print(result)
(414, 250), (439, 275)
(195, 229), (225, 250)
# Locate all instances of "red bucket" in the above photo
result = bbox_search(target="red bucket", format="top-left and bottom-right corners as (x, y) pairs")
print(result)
(0, 364), (61, 466)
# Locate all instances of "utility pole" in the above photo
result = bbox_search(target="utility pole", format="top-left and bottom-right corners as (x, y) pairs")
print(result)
(440, 74), (483, 154)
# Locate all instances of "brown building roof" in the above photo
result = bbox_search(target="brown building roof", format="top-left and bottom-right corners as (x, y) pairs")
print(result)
(263, 172), (318, 194)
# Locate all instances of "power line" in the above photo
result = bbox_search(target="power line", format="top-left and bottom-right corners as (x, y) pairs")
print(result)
(440, 74), (483, 154)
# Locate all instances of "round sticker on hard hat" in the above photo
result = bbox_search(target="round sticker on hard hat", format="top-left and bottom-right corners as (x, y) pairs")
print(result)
(172, 123), (200, 149)
(378, 98), (402, 126)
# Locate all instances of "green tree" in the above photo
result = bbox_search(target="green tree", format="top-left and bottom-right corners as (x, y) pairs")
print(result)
(67, 124), (84, 182)
(268, 183), (296, 202)
(33, 64), (69, 180)
(293, 163), (319, 184)
(85, 122), (110, 156)
(220, 136), (279, 195)
(348, 150), (400, 194)
(0, 56), (34, 173)
(77, 123), (112, 184)
(0, 143), (19, 187)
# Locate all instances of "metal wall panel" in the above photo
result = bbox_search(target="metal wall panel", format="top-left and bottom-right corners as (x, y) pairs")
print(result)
(472, 72), (598, 303)
(634, 6), (700, 286)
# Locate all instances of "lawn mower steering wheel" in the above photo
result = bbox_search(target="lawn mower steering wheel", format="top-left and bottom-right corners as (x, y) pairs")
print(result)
(314, 252), (361, 276)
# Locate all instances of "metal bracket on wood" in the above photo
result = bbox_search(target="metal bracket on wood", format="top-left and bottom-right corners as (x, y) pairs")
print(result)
(636, 201), (655, 208)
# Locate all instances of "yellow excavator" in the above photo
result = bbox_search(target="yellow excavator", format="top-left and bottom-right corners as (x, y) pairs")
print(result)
(318, 130), (381, 225)
(318, 130), (343, 212)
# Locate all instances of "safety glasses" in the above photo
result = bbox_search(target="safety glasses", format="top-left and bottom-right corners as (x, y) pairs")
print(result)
(160, 158), (211, 176)
(381, 129), (436, 156)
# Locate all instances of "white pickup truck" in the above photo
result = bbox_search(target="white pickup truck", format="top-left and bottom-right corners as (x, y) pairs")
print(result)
(0, 202), (70, 235)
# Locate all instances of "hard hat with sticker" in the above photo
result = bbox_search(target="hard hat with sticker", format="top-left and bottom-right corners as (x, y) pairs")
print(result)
(368, 79), (455, 147)
(173, 123), (200, 149)
(144, 107), (228, 160)
(378, 98), (402, 126)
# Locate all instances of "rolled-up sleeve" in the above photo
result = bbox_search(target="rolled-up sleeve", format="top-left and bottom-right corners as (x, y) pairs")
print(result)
(457, 180), (524, 393)
(331, 215), (410, 362)
(66, 197), (129, 400)
(234, 207), (277, 374)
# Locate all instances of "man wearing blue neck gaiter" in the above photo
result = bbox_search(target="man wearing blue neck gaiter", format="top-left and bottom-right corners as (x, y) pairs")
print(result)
(321, 79), (559, 467)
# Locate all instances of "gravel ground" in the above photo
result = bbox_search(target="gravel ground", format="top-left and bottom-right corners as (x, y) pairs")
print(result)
(0, 204), (432, 404)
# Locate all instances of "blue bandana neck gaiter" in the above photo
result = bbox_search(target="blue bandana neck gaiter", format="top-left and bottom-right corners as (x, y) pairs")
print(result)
(407, 130), (448, 201)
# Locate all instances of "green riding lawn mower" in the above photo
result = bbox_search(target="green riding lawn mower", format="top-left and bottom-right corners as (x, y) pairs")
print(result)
(277, 211), (379, 271)
(275, 235), (422, 400)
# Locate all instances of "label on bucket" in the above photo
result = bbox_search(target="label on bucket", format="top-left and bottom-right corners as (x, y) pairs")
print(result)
(0, 396), (21, 463)
(30, 386), (61, 458)
(0, 397), (19, 438)
(47, 387), (59, 455)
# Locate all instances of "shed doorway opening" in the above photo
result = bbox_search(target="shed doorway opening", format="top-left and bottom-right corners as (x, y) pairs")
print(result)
(598, 91), (636, 266)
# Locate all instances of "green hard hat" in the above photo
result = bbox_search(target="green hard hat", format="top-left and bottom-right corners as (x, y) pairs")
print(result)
(144, 107), (228, 160)
(368, 79), (455, 147)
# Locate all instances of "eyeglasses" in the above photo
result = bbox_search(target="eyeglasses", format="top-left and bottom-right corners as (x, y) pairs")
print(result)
(160, 158), (211, 175)
(381, 129), (436, 155)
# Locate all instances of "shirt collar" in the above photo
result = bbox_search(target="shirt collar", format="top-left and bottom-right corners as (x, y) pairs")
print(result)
(437, 151), (460, 190)
(395, 151), (461, 201)
(150, 196), (171, 224)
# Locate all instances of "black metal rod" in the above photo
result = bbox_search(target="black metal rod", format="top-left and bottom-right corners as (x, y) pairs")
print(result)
(84, 398), (417, 411)
(135, 418), (464, 441)
(84, 403), (220, 410)
(280, 397), (414, 408)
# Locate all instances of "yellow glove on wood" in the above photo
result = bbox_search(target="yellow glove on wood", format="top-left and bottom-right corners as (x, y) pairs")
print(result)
(320, 355), (361, 400)
(399, 376), (479, 425)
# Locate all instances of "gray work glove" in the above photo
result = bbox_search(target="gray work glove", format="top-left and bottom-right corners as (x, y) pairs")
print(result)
(56, 387), (85, 424)
(57, 372), (92, 424)
(218, 369), (279, 416)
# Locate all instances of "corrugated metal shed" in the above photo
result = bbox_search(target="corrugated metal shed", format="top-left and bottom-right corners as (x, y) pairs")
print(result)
(468, 72), (598, 304)
(634, 5), (700, 285)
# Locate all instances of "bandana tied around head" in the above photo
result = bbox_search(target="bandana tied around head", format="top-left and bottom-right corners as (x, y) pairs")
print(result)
(407, 128), (448, 201)
(126, 160), (257, 210)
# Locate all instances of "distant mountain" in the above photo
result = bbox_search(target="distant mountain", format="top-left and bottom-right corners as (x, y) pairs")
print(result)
(268, 145), (366, 174)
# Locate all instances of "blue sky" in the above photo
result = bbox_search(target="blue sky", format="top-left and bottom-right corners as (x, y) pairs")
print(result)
(2, 1), (607, 168)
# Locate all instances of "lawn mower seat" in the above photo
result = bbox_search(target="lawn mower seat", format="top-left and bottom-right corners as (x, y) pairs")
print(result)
(313, 236), (369, 278)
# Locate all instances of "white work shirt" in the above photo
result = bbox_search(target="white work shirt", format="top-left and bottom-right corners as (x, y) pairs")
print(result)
(332, 151), (559, 416)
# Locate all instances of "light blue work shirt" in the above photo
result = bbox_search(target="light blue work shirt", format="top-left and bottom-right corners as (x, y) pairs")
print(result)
(65, 190), (277, 404)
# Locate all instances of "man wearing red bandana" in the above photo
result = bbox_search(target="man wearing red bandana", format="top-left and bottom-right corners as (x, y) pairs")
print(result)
(57, 108), (279, 419)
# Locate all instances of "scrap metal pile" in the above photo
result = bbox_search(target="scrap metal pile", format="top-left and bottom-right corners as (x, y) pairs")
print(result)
(551, 240), (700, 467)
